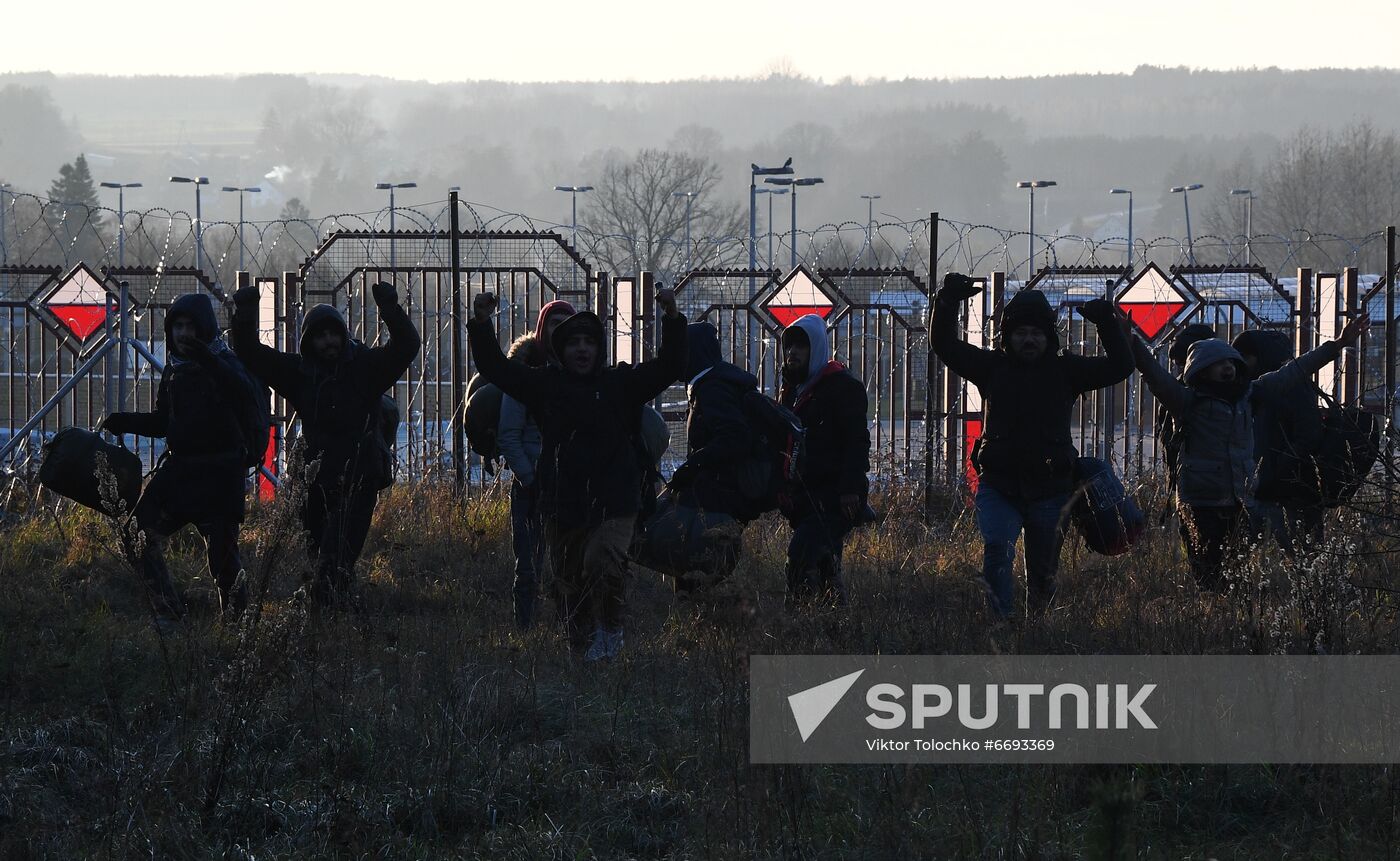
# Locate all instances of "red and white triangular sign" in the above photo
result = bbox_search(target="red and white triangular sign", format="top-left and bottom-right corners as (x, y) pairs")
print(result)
(42, 263), (114, 341)
(761, 266), (838, 328)
(1114, 263), (1199, 343)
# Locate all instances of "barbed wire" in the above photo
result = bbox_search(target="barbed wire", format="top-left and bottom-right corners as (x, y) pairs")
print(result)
(1, 188), (1393, 309)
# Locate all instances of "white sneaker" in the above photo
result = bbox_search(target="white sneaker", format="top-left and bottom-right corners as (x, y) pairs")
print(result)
(583, 627), (624, 662)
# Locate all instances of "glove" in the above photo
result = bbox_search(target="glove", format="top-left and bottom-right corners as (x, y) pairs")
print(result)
(371, 281), (399, 307)
(669, 461), (699, 488)
(100, 414), (132, 435)
(1080, 298), (1117, 327)
(232, 284), (261, 307)
(937, 272), (981, 304)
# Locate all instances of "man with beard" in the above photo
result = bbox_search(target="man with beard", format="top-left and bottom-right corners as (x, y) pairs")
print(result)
(932, 275), (1132, 618)
(1133, 314), (1367, 591)
(777, 314), (870, 607)
(231, 280), (420, 605)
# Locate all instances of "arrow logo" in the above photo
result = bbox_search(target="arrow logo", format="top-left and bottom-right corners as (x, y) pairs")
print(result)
(788, 669), (865, 742)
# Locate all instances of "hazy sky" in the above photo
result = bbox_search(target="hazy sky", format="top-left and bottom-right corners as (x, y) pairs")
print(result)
(6, 0), (1398, 82)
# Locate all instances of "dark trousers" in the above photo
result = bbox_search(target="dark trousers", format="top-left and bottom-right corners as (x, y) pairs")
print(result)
(785, 504), (852, 606)
(1252, 500), (1326, 559)
(126, 508), (243, 619)
(304, 483), (379, 600)
(547, 517), (633, 651)
(510, 480), (545, 628)
(1178, 503), (1250, 592)
(975, 484), (1070, 618)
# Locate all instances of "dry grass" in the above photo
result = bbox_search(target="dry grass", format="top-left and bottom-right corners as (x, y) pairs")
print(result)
(2, 475), (1400, 859)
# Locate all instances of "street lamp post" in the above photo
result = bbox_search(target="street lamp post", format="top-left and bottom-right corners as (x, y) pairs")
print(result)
(755, 188), (789, 271)
(1171, 183), (1204, 266)
(671, 191), (698, 276)
(553, 184), (593, 289)
(1231, 188), (1256, 266)
(169, 176), (210, 274)
(764, 176), (824, 270)
(1016, 180), (1057, 279)
(375, 181), (417, 269)
(100, 182), (143, 267)
(750, 159), (794, 289)
(1110, 188), (1134, 272)
(861, 194), (881, 264)
(221, 185), (262, 272)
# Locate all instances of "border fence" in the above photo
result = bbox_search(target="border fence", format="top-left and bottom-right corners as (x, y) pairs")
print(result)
(2, 189), (1397, 515)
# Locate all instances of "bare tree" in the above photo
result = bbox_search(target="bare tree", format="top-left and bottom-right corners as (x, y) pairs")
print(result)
(580, 148), (747, 282)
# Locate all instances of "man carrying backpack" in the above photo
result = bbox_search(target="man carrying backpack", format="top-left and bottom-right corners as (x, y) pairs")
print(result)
(100, 293), (263, 627)
(663, 320), (763, 595)
(1232, 328), (1326, 555)
(778, 314), (870, 607)
(1158, 324), (1217, 483)
(933, 275), (1133, 619)
(231, 280), (420, 606)
(468, 287), (686, 661)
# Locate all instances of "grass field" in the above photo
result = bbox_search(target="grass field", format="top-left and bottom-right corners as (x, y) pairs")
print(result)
(2, 476), (1400, 859)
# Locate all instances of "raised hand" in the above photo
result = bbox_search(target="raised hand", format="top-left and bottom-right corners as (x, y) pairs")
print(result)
(655, 287), (679, 319)
(473, 292), (499, 322)
(371, 281), (399, 307)
(1339, 311), (1371, 346)
(938, 272), (982, 304)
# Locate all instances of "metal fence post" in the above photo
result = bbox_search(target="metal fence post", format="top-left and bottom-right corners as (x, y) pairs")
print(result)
(449, 189), (465, 495)
(117, 279), (130, 412)
(1386, 226), (1397, 508)
(1343, 267), (1360, 404)
(924, 213), (938, 517)
(1295, 267), (1314, 361)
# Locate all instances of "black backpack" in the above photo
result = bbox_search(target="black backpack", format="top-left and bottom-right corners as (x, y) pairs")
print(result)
(1311, 402), (1380, 506)
(226, 356), (273, 471)
(737, 389), (807, 506)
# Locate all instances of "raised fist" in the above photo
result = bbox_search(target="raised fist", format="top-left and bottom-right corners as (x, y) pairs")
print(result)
(233, 284), (261, 307)
(1079, 298), (1118, 326)
(473, 292), (499, 322)
(938, 272), (981, 304)
(371, 281), (399, 307)
(655, 287), (679, 319)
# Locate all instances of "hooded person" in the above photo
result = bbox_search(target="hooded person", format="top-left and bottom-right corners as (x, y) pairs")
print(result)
(1231, 328), (1327, 554)
(1132, 315), (1366, 591)
(497, 299), (576, 629)
(669, 321), (763, 518)
(1157, 324), (1219, 485)
(230, 280), (420, 605)
(101, 293), (263, 626)
(932, 275), (1133, 619)
(468, 287), (686, 662)
(777, 314), (870, 607)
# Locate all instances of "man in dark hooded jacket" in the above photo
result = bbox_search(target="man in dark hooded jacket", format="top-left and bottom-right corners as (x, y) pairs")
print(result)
(101, 293), (262, 625)
(1231, 328), (1327, 554)
(230, 281), (420, 604)
(670, 321), (763, 520)
(1157, 324), (1217, 481)
(468, 288), (686, 661)
(498, 298), (575, 629)
(932, 275), (1132, 618)
(778, 313), (870, 607)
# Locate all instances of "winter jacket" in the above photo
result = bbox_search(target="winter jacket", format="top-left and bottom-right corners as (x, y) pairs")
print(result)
(1133, 336), (1343, 507)
(231, 291), (420, 491)
(497, 335), (547, 486)
(467, 309), (687, 531)
(1232, 328), (1325, 504)
(932, 290), (1133, 500)
(103, 293), (258, 522)
(779, 315), (870, 511)
(683, 321), (762, 517)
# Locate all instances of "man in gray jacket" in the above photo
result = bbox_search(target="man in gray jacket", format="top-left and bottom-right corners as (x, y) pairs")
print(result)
(1132, 313), (1367, 591)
